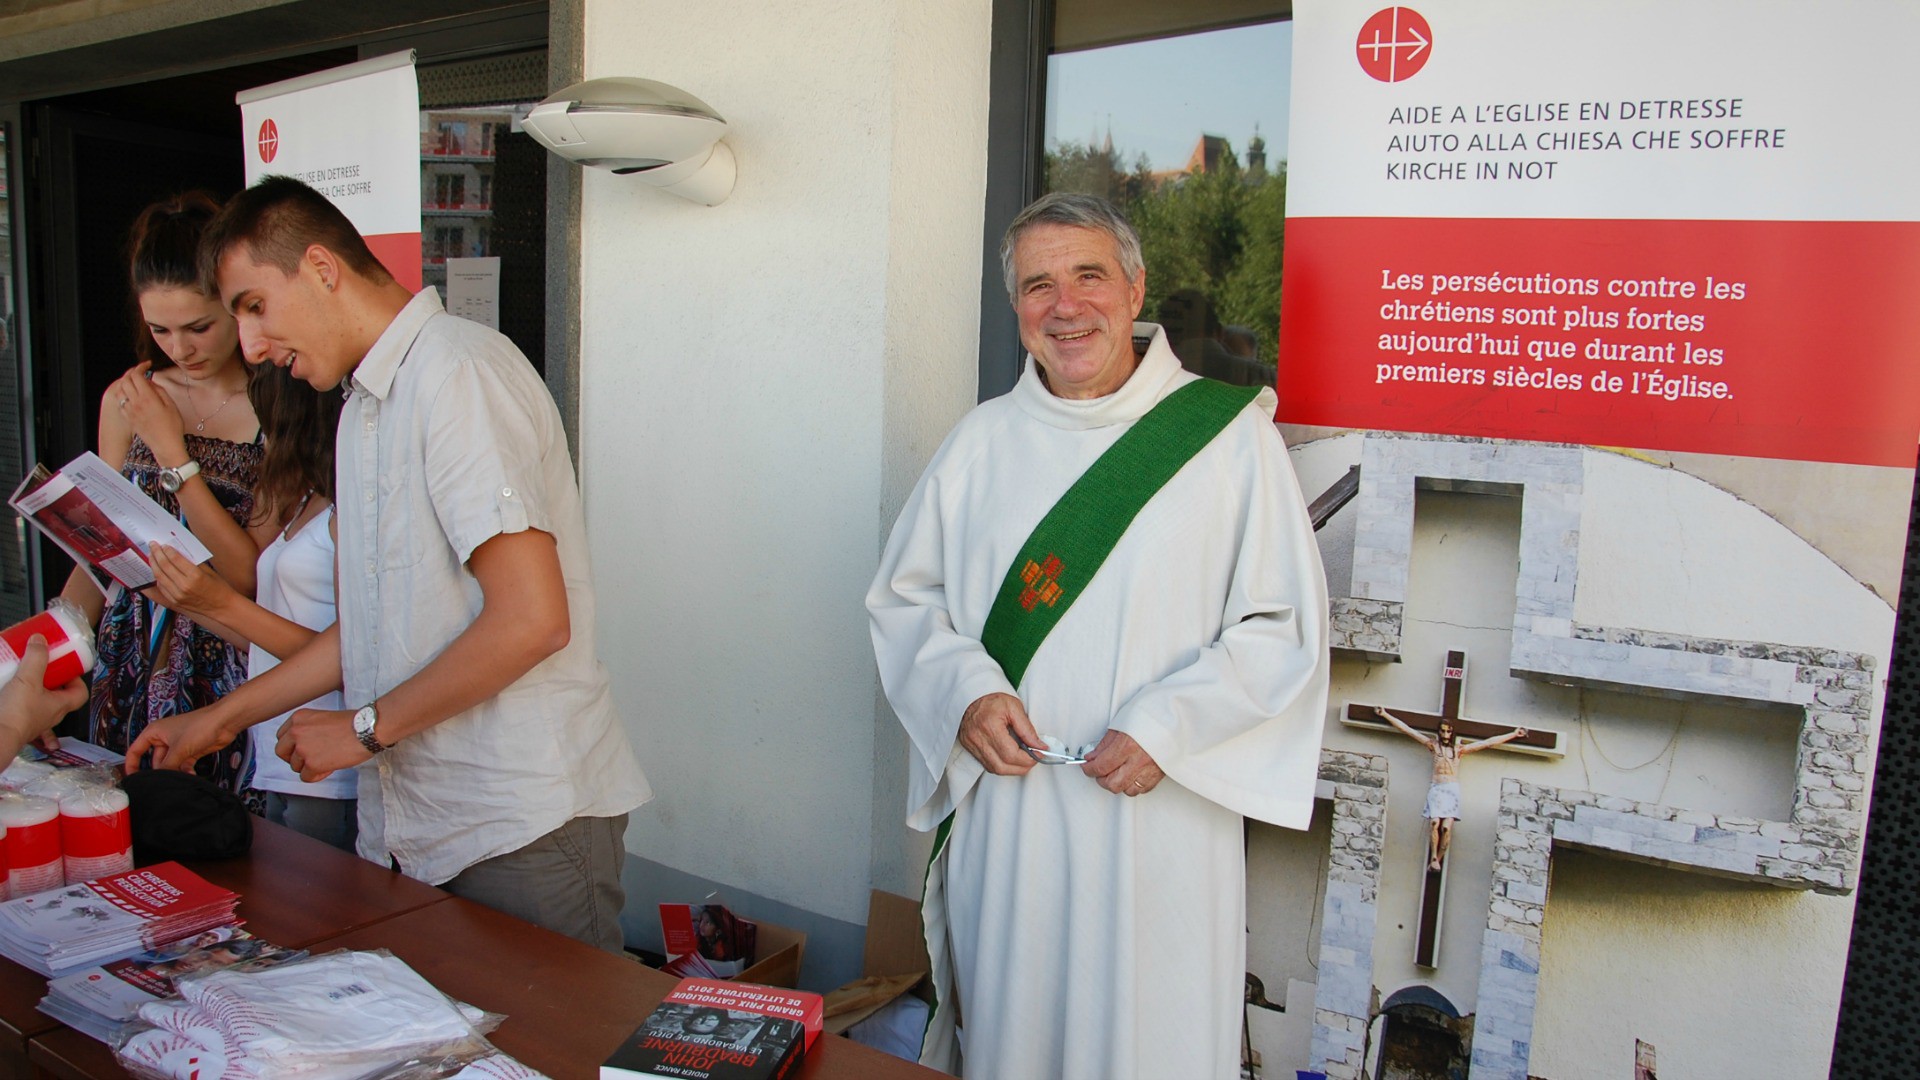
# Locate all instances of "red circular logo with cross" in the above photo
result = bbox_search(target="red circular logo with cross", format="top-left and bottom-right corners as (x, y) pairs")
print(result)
(1356, 7), (1432, 83)
(257, 118), (279, 163)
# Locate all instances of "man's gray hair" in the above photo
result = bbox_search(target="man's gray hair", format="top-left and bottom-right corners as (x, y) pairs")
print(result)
(999, 192), (1145, 299)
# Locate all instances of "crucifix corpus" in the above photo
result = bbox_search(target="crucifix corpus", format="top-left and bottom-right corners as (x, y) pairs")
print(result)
(1343, 649), (1559, 967)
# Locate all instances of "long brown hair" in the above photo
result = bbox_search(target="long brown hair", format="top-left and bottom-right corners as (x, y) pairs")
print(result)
(247, 362), (342, 527)
(126, 192), (225, 370)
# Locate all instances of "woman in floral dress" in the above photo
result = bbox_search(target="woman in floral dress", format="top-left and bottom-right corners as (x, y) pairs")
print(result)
(60, 193), (274, 791)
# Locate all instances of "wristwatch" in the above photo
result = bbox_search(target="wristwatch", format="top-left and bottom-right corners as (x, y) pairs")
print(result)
(352, 704), (388, 755)
(156, 460), (201, 493)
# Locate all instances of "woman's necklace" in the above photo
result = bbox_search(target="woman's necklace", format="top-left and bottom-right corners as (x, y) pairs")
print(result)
(185, 381), (241, 433)
(283, 489), (317, 541)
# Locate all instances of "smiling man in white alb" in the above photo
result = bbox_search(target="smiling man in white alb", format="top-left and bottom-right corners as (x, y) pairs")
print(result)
(868, 192), (1330, 1078)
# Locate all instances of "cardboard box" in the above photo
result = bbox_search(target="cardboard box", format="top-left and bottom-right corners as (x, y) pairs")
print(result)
(824, 889), (934, 1035)
(735, 918), (806, 988)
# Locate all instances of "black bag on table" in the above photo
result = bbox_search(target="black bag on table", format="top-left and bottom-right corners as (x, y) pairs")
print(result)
(120, 770), (252, 863)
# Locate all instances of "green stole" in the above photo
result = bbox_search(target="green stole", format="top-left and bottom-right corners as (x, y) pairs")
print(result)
(916, 376), (1260, 1062)
(979, 376), (1263, 688)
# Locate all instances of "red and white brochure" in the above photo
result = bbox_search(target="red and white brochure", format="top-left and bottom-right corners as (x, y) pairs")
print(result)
(0, 863), (240, 977)
(9, 453), (214, 591)
(658, 903), (757, 979)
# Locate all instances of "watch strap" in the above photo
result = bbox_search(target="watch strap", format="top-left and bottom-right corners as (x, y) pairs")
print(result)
(159, 459), (201, 492)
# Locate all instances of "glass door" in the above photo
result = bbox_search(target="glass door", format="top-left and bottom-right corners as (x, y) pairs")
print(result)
(1042, 11), (1292, 387)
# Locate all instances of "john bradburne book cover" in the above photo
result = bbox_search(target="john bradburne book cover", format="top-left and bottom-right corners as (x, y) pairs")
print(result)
(601, 978), (823, 1080)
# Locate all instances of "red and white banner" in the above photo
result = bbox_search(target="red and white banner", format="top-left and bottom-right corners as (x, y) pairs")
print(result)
(237, 52), (422, 292)
(1278, 2), (1920, 466)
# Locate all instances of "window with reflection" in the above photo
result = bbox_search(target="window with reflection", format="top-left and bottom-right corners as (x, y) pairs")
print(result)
(421, 105), (520, 272)
(1043, 7), (1291, 388)
(415, 48), (549, 375)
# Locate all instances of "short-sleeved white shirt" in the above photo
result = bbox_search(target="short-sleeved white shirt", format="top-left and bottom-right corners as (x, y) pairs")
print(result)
(337, 289), (651, 884)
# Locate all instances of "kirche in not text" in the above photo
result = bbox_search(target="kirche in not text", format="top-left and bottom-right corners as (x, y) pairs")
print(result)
(1384, 96), (1785, 182)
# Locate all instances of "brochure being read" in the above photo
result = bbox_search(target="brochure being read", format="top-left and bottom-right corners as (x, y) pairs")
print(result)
(9, 453), (214, 590)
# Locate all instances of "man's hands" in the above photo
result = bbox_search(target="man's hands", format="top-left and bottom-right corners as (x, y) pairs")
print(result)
(275, 708), (370, 783)
(957, 692), (1163, 796)
(125, 706), (238, 773)
(958, 693), (1041, 776)
(1082, 730), (1163, 797)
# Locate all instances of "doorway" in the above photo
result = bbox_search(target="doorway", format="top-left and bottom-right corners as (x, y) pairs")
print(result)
(17, 54), (352, 604)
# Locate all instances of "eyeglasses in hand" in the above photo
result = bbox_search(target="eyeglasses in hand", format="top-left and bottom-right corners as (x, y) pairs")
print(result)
(1019, 737), (1091, 765)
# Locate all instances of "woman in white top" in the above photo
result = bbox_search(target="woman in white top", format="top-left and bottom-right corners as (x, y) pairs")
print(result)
(144, 362), (355, 850)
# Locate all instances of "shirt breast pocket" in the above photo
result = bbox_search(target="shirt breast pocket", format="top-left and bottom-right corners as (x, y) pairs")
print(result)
(373, 472), (433, 572)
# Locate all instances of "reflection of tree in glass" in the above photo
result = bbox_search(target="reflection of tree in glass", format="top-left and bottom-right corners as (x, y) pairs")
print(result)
(1045, 138), (1151, 207)
(1046, 135), (1287, 366)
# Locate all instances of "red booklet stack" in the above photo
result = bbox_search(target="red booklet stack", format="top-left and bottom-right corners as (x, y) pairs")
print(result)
(0, 863), (239, 977)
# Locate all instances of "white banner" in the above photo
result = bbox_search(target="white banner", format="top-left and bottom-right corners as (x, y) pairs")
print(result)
(1278, 0), (1920, 467)
(1288, 1), (1920, 222)
(237, 51), (422, 291)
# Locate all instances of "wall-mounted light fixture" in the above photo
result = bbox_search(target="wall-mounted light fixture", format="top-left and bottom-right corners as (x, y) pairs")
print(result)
(521, 77), (736, 206)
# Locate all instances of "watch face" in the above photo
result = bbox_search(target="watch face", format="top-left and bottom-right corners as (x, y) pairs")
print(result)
(159, 469), (182, 493)
(353, 707), (385, 753)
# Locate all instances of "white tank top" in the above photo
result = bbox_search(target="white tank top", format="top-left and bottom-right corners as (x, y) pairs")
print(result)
(246, 508), (356, 799)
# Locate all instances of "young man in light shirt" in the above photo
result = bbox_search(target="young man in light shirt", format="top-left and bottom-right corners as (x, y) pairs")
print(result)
(129, 176), (650, 952)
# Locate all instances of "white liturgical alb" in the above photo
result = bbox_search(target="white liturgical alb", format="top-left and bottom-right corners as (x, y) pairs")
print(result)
(868, 326), (1331, 1079)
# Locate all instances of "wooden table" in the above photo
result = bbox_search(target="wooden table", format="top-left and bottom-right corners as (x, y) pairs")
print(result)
(0, 955), (53, 1078)
(311, 899), (942, 1079)
(187, 816), (452, 949)
(22, 825), (944, 1080)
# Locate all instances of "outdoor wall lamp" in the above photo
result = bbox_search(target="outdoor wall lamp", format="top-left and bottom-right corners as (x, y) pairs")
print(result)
(520, 77), (736, 206)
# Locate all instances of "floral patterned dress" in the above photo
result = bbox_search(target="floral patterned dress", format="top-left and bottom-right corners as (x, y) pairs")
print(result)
(87, 433), (261, 792)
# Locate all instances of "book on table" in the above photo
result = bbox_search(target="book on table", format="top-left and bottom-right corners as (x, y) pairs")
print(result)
(601, 978), (823, 1080)
(9, 453), (214, 592)
(0, 862), (240, 977)
(37, 927), (304, 1043)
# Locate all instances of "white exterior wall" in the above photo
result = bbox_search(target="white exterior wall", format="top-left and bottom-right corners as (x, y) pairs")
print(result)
(577, 0), (990, 926)
(1256, 435), (1894, 1078)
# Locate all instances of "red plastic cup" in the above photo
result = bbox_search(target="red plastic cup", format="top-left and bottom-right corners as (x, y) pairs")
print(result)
(60, 788), (132, 883)
(0, 600), (96, 689)
(0, 796), (63, 896)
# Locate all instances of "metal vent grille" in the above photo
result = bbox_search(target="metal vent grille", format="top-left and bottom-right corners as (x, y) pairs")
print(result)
(417, 50), (549, 109)
(1830, 464), (1920, 1076)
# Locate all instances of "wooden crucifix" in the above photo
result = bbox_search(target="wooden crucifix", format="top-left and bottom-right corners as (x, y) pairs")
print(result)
(1343, 649), (1560, 968)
